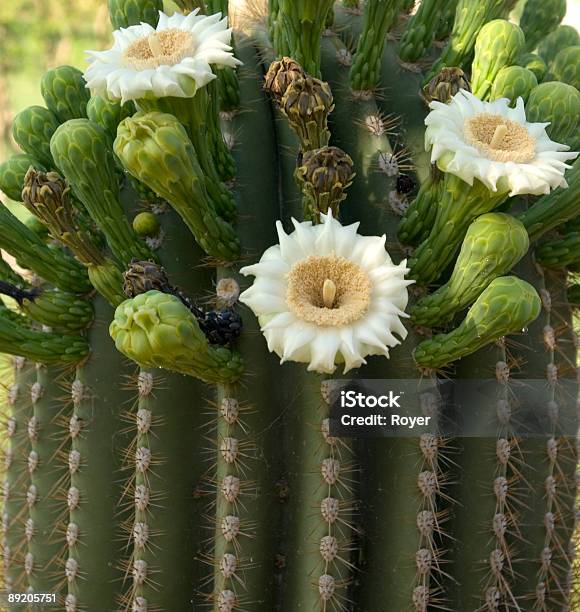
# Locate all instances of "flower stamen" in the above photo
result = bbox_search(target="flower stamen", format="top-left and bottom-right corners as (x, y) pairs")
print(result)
(123, 29), (195, 70)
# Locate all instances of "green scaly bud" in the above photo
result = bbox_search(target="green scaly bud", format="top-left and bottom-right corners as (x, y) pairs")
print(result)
(414, 276), (541, 369)
(86, 96), (135, 140)
(108, 0), (163, 29)
(519, 0), (566, 52)
(537, 25), (580, 67)
(0, 154), (45, 202)
(40, 66), (91, 123)
(109, 290), (244, 384)
(296, 146), (355, 221)
(535, 231), (580, 269)
(526, 82), (580, 147)
(547, 46), (580, 91)
(12, 106), (60, 169)
(397, 172), (443, 246)
(411, 213), (529, 327)
(114, 111), (241, 262)
(50, 119), (154, 266)
(470, 20), (526, 100)
(422, 67), (471, 104)
(21, 289), (94, 334)
(515, 53), (547, 81)
(490, 66), (538, 105)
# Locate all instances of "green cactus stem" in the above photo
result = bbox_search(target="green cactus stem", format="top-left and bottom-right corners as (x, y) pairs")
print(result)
(535, 231), (580, 269)
(547, 45), (580, 91)
(2, 357), (36, 593)
(470, 19), (526, 101)
(411, 213), (529, 327)
(414, 276), (541, 369)
(434, 0), (459, 41)
(114, 111), (241, 261)
(107, 0), (162, 29)
(12, 106), (60, 170)
(50, 119), (154, 267)
(519, 158), (580, 241)
(0, 202), (91, 294)
(515, 52), (547, 81)
(408, 175), (507, 286)
(398, 0), (457, 63)
(0, 154), (45, 202)
(397, 173), (441, 245)
(275, 0), (334, 76)
(490, 65), (538, 105)
(537, 25), (580, 68)
(40, 66), (91, 124)
(424, 0), (516, 84)
(519, 0), (566, 52)
(205, 79), (237, 182)
(27, 364), (67, 597)
(137, 94), (237, 221)
(349, 0), (405, 91)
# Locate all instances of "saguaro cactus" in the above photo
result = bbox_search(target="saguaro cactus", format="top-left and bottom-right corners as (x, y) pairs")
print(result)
(0, 1), (578, 611)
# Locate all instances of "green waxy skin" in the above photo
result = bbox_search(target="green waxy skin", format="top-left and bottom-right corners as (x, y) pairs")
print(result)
(526, 82), (580, 146)
(398, 0), (457, 63)
(12, 106), (60, 169)
(114, 111), (241, 261)
(537, 25), (580, 68)
(108, 0), (162, 29)
(414, 276), (541, 369)
(50, 119), (154, 266)
(515, 52), (547, 81)
(0, 154), (45, 202)
(535, 231), (580, 268)
(547, 45), (580, 91)
(519, 0), (566, 52)
(470, 19), (526, 100)
(349, 0), (404, 90)
(86, 96), (135, 140)
(411, 213), (529, 327)
(110, 290), (244, 384)
(490, 65), (538, 105)
(21, 290), (94, 334)
(519, 158), (580, 241)
(408, 175), (507, 286)
(40, 66), (90, 123)
(424, 0), (515, 84)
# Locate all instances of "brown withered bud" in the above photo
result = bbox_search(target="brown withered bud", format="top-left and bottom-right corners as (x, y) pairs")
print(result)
(422, 67), (471, 105)
(123, 259), (174, 298)
(264, 57), (306, 105)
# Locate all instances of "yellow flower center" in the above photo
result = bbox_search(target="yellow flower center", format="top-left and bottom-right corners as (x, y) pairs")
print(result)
(286, 255), (372, 327)
(123, 28), (195, 70)
(464, 113), (536, 163)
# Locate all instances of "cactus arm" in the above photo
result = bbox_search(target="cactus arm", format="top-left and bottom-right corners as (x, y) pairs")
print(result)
(107, 0), (162, 29)
(49, 119), (155, 267)
(2, 357), (36, 593)
(12, 106), (60, 170)
(470, 20), (526, 101)
(0, 204), (91, 295)
(40, 66), (90, 124)
(519, 158), (580, 241)
(411, 213), (529, 327)
(519, 0), (566, 52)
(408, 175), (507, 286)
(349, 0), (404, 91)
(414, 276), (542, 369)
(398, 0), (457, 63)
(535, 232), (580, 269)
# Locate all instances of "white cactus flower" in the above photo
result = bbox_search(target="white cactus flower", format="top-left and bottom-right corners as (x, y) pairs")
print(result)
(425, 89), (577, 196)
(239, 213), (412, 374)
(84, 10), (241, 103)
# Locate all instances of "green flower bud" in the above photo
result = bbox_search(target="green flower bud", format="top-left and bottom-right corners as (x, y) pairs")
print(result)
(526, 82), (580, 146)
(414, 276), (541, 369)
(86, 96), (135, 140)
(12, 106), (60, 169)
(40, 66), (90, 124)
(133, 212), (160, 238)
(108, 0), (162, 30)
(110, 290), (244, 383)
(537, 25), (580, 67)
(535, 231), (580, 269)
(21, 288), (94, 333)
(422, 67), (471, 104)
(0, 154), (45, 202)
(471, 20), (526, 100)
(519, 0), (566, 52)
(114, 111), (240, 262)
(515, 52), (547, 81)
(547, 46), (580, 91)
(411, 213), (529, 327)
(490, 66), (538, 105)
